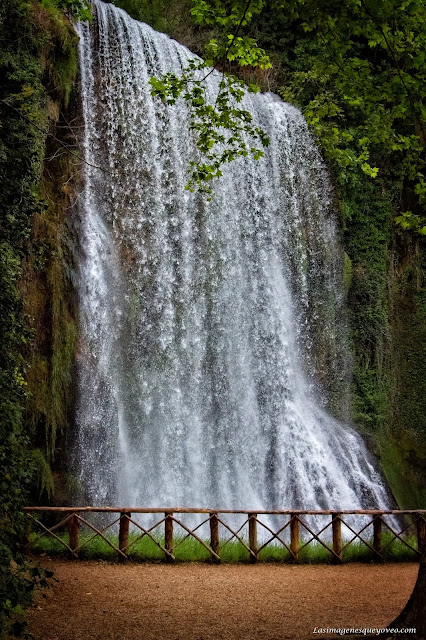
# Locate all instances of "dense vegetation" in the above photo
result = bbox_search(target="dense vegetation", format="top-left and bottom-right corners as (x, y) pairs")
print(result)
(0, 0), (83, 634)
(0, 0), (425, 635)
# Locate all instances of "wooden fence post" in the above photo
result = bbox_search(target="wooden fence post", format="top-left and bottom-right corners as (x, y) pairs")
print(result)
(417, 515), (426, 554)
(165, 512), (174, 563)
(249, 514), (258, 563)
(119, 512), (130, 559)
(290, 514), (299, 561)
(210, 513), (220, 563)
(332, 513), (342, 562)
(373, 515), (382, 558)
(68, 513), (79, 555)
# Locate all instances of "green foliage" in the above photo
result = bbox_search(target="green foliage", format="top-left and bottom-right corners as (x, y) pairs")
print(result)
(42, 0), (92, 21)
(274, 0), (425, 226)
(0, 0), (48, 627)
(395, 211), (426, 235)
(276, 3), (425, 230)
(1, 564), (54, 639)
(380, 434), (426, 510)
(157, 0), (425, 216)
(110, 0), (192, 34)
(150, 1), (272, 193)
(30, 449), (55, 498)
(191, 0), (264, 27)
(150, 61), (269, 194)
(341, 180), (391, 427)
(0, 0), (81, 634)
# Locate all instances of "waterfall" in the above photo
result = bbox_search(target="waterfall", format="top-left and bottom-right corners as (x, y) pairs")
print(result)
(74, 0), (391, 512)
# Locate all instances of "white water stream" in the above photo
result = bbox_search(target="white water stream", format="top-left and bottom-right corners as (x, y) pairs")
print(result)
(74, 0), (391, 513)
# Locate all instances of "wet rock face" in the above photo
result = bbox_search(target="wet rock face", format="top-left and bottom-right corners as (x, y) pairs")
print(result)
(74, 0), (392, 512)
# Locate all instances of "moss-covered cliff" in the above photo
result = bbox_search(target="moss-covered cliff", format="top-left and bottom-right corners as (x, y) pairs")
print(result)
(0, 0), (80, 630)
(384, 237), (426, 508)
(342, 173), (426, 508)
(16, 2), (80, 501)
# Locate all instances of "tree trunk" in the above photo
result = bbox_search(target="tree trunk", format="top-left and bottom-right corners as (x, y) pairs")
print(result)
(388, 550), (426, 639)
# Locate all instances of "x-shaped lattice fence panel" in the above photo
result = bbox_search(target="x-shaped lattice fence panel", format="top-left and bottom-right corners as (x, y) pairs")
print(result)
(26, 512), (77, 557)
(124, 515), (173, 559)
(74, 514), (124, 557)
(339, 516), (378, 557)
(379, 514), (422, 556)
(297, 516), (341, 561)
(216, 516), (256, 559)
(256, 516), (296, 558)
(170, 516), (220, 561)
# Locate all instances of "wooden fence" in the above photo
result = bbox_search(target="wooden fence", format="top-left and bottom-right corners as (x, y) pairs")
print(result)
(24, 507), (426, 563)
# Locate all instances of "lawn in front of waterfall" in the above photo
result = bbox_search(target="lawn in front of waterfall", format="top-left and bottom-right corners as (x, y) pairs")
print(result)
(29, 530), (419, 563)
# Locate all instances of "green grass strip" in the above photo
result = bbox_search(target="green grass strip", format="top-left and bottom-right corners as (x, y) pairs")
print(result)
(28, 531), (419, 563)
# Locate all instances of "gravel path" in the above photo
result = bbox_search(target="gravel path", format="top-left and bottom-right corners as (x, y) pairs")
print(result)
(28, 559), (418, 640)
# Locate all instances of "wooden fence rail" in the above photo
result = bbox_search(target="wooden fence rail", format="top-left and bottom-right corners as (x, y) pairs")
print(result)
(24, 507), (426, 563)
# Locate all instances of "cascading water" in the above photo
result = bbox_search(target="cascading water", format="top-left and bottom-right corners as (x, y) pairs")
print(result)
(74, 0), (392, 512)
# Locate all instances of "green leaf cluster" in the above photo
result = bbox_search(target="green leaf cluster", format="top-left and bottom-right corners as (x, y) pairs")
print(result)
(42, 0), (92, 20)
(150, 1), (273, 193)
(263, 0), (426, 229)
(150, 56), (269, 194)
(395, 211), (426, 234)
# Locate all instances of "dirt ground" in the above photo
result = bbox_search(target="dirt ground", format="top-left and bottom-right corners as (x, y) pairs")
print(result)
(27, 558), (418, 640)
